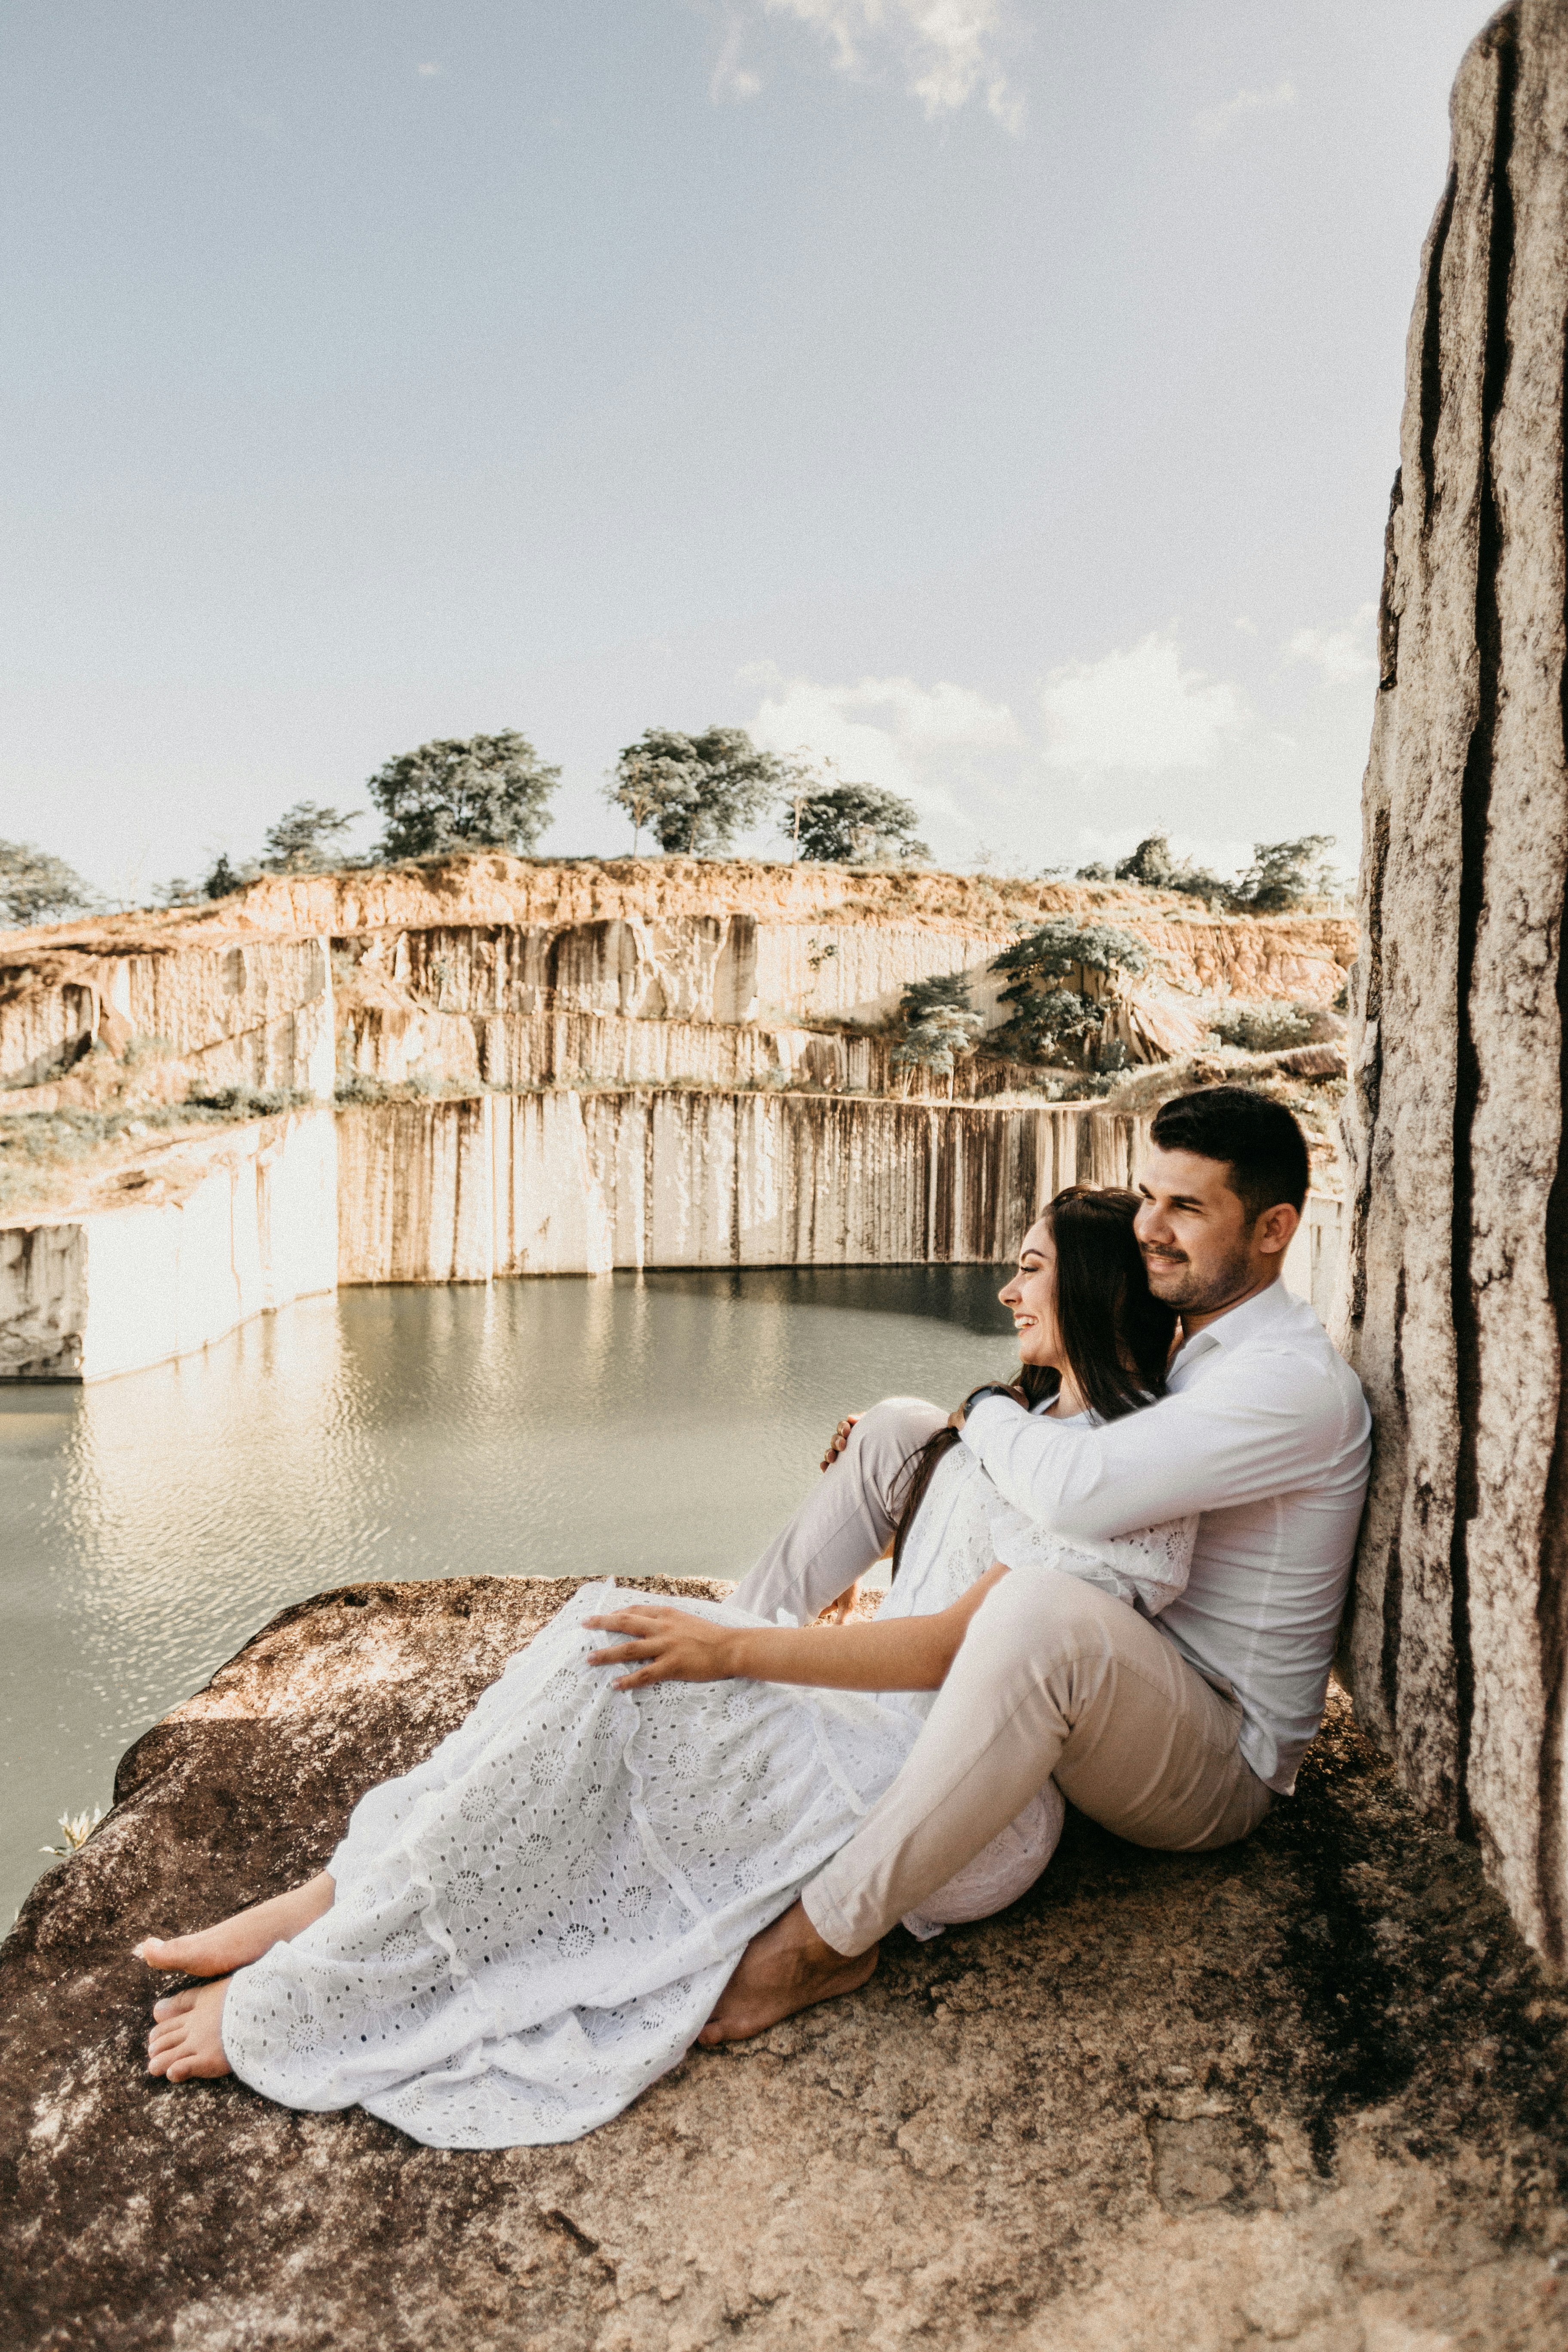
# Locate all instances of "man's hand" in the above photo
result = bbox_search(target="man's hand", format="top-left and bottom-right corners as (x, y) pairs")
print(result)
(950, 1381), (1029, 1433)
(821, 1413), (861, 1471)
(584, 1606), (744, 1691)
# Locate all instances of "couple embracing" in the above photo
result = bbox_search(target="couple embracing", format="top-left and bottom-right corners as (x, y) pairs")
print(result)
(141, 1084), (1371, 2148)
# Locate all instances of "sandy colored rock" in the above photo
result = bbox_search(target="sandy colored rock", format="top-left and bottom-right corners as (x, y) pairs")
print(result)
(3, 1574), (1567, 2349)
(0, 854), (1356, 970)
(1339, 0), (1568, 1967)
(333, 1091), (1149, 1282)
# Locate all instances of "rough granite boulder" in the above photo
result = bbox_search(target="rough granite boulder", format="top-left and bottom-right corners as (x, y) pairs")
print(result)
(1338, 0), (1568, 1968)
(3, 1576), (1568, 2350)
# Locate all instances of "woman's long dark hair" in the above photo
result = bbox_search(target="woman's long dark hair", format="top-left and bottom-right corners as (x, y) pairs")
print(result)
(888, 1186), (1176, 1578)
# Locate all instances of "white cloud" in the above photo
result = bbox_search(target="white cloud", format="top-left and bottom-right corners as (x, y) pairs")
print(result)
(746, 667), (1020, 830)
(1284, 603), (1376, 686)
(1193, 78), (1295, 146)
(1039, 634), (1247, 774)
(710, 13), (764, 101)
(417, 61), (441, 76)
(707, 0), (1025, 127)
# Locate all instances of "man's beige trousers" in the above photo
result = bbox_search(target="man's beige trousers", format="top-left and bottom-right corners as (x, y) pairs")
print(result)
(730, 1398), (1272, 1958)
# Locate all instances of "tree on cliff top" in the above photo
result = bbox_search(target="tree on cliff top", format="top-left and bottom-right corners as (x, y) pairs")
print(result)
(1230, 834), (1340, 913)
(605, 727), (781, 856)
(1078, 830), (1343, 913)
(369, 733), (560, 862)
(1110, 833), (1231, 902)
(790, 782), (929, 865)
(0, 839), (98, 926)
(262, 801), (362, 874)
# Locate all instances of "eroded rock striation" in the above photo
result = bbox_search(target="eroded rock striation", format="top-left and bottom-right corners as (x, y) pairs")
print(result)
(3, 1576), (1566, 2351)
(1340, 0), (1568, 1968)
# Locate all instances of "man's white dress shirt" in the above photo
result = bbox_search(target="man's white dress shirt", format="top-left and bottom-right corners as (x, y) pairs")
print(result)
(961, 1281), (1372, 1794)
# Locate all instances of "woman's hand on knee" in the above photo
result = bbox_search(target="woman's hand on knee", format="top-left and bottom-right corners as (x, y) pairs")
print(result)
(585, 1607), (744, 1690)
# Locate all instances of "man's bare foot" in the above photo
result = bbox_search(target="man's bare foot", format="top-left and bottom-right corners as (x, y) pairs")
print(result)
(134, 1871), (334, 1978)
(147, 1978), (232, 2082)
(698, 1899), (877, 2045)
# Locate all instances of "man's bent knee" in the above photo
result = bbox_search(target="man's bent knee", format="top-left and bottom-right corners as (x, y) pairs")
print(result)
(960, 1565), (1127, 1686)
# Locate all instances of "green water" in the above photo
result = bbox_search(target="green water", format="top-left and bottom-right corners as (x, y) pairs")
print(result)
(1, 1268), (1018, 1923)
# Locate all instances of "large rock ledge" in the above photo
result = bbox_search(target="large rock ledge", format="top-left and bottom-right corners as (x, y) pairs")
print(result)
(3, 1577), (1567, 2351)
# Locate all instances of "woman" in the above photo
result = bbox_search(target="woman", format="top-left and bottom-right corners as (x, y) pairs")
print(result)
(140, 1188), (1188, 2148)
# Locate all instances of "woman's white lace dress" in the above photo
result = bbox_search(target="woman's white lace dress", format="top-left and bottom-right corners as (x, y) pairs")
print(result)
(221, 1443), (1195, 2149)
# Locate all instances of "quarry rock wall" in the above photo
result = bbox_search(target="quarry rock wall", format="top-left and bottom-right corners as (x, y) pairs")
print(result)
(0, 853), (1357, 953)
(0, 857), (1352, 1385)
(335, 1090), (1150, 1284)
(1339, 0), (1568, 1966)
(0, 1109), (338, 1380)
(0, 936), (334, 1101)
(340, 1003), (1043, 1100)
(339, 912), (1013, 1031)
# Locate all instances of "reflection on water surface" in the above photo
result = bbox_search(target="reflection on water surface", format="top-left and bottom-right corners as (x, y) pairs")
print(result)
(1, 1268), (1015, 1920)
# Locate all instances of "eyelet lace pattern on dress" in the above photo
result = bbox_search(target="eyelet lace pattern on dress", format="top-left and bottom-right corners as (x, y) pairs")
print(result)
(220, 1448), (1194, 2147)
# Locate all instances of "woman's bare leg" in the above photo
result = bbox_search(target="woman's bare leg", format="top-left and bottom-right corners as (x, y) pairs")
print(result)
(135, 1869), (335, 1979)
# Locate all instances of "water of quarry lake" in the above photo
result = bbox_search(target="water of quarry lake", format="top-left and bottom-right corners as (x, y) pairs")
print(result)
(0, 1266), (1020, 1923)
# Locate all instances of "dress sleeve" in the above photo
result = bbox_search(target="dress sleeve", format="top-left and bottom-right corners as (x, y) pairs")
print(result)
(991, 1512), (1198, 1616)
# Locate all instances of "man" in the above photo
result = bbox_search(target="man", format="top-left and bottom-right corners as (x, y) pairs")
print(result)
(701, 1084), (1372, 2042)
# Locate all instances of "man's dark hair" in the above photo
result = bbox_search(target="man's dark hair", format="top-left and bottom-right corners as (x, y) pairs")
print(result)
(1149, 1085), (1310, 1221)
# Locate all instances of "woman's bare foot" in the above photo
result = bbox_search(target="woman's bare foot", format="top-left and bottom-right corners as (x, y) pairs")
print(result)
(698, 1899), (877, 2045)
(134, 1871), (334, 1978)
(147, 1978), (232, 2081)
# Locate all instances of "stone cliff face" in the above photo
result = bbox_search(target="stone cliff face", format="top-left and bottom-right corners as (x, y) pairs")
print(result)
(0, 934), (334, 1107)
(0, 852), (1360, 958)
(0, 1109), (338, 1379)
(0, 854), (1350, 1383)
(335, 1093), (1147, 1283)
(1340, 0), (1568, 1968)
(5, 1575), (1564, 2350)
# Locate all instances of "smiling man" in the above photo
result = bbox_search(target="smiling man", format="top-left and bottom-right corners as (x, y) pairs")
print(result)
(703, 1085), (1372, 2043)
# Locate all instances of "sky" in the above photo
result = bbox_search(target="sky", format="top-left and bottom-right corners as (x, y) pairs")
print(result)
(1, 0), (1487, 900)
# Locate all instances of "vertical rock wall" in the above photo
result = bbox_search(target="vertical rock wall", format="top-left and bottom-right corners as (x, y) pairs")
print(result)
(0, 1109), (339, 1379)
(335, 1092), (1151, 1284)
(1340, 0), (1568, 1963)
(0, 938), (335, 1097)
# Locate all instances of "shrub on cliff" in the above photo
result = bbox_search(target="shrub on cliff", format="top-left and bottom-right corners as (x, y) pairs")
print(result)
(0, 839), (98, 926)
(1208, 998), (1317, 1054)
(605, 727), (781, 856)
(369, 733), (560, 861)
(788, 783), (929, 865)
(1076, 831), (1344, 913)
(899, 971), (976, 1024)
(990, 919), (1151, 1062)
(891, 1007), (983, 1096)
